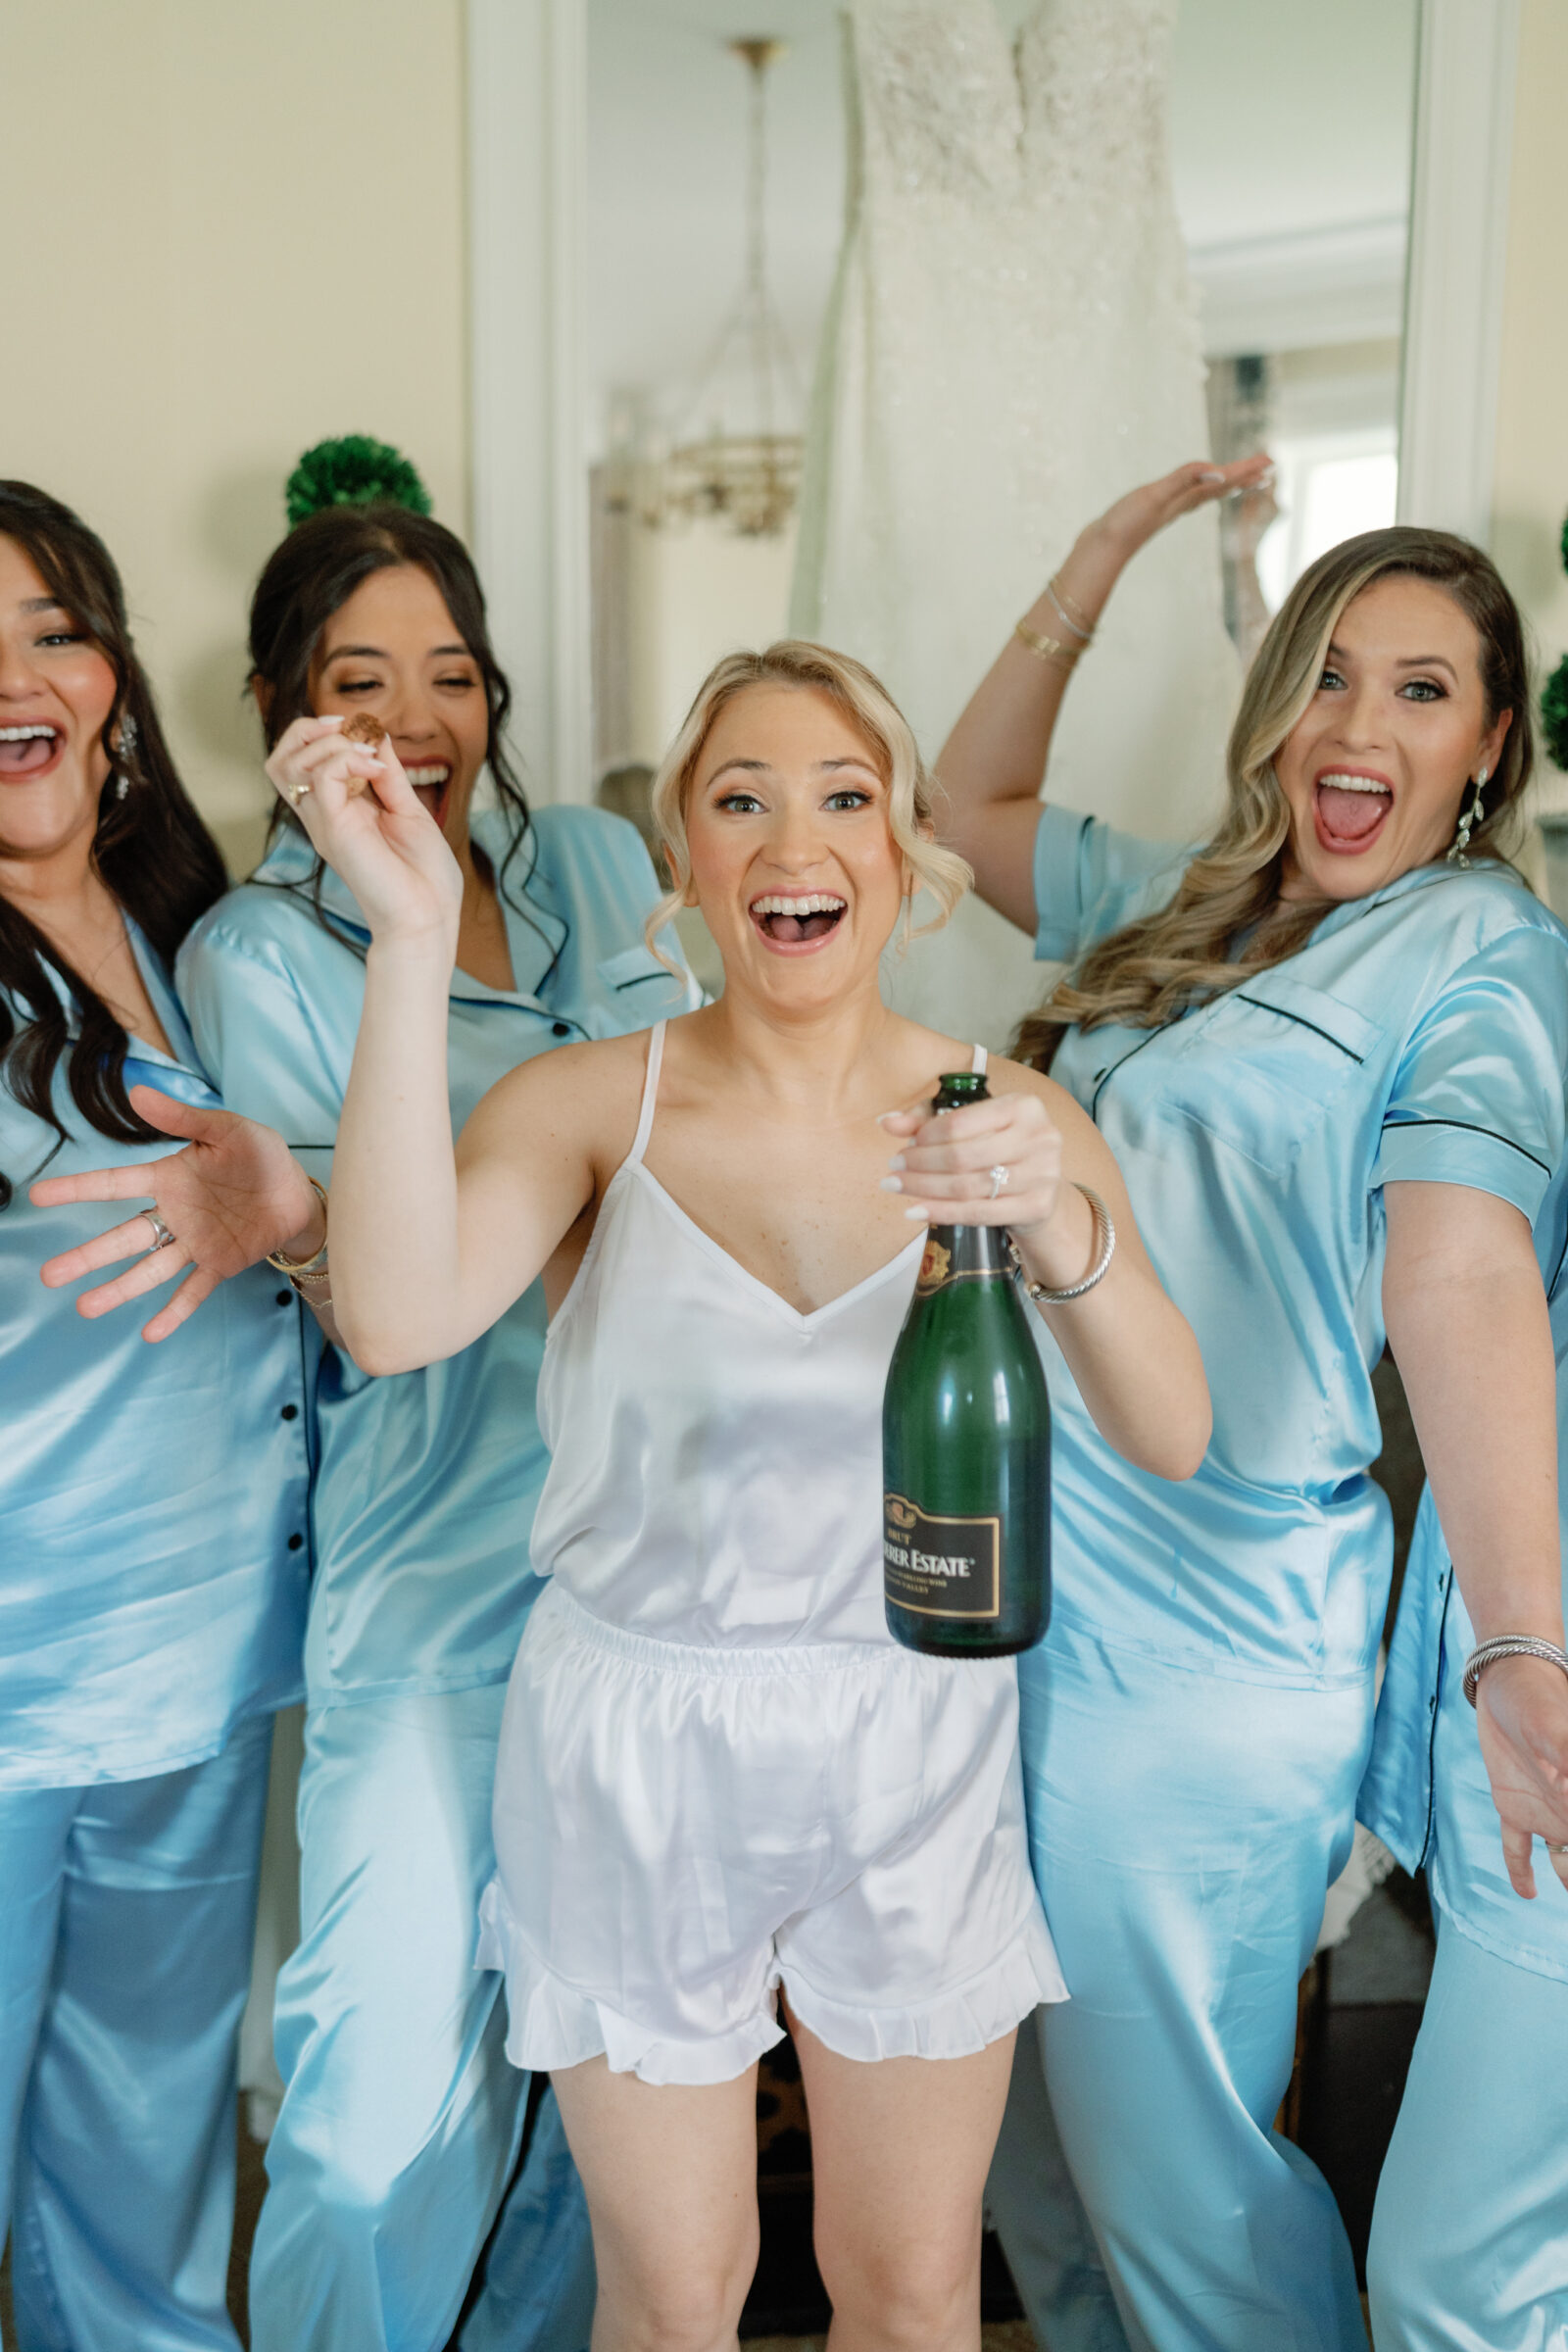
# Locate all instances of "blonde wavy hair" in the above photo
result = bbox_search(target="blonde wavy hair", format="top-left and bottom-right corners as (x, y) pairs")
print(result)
(644, 640), (971, 963)
(1016, 526), (1535, 1069)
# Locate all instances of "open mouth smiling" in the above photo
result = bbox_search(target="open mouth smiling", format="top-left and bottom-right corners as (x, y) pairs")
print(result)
(404, 761), (454, 828)
(749, 891), (848, 949)
(1312, 768), (1394, 856)
(0, 723), (62, 780)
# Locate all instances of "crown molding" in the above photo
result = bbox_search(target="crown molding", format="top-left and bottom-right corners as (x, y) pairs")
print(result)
(1191, 216), (1407, 360)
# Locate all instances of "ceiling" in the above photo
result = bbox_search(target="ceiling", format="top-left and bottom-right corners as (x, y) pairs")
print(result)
(585, 0), (1419, 430)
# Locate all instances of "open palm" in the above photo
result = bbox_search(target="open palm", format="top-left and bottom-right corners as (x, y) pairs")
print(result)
(30, 1085), (319, 1342)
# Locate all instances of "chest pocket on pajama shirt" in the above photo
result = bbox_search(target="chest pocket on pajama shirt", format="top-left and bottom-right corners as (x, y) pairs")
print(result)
(1148, 970), (1382, 1179)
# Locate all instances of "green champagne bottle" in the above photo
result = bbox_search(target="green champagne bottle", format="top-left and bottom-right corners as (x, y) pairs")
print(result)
(882, 1071), (1052, 1657)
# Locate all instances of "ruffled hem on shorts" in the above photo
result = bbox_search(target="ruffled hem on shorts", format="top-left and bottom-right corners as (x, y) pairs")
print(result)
(783, 1900), (1067, 2064)
(477, 1879), (1065, 2085)
(477, 1879), (788, 2087)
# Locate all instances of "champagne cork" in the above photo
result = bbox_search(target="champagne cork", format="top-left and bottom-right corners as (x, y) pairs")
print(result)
(340, 711), (386, 798)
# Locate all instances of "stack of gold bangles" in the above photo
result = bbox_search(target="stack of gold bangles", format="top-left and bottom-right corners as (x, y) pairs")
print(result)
(268, 1176), (332, 1304)
(1014, 572), (1097, 669)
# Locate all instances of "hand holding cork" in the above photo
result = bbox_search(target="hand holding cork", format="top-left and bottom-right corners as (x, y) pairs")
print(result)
(263, 708), (462, 944)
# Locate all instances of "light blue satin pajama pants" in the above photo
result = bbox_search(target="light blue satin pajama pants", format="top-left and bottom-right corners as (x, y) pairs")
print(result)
(988, 1623), (1369, 2352)
(0, 1712), (272, 2352)
(1367, 1915), (1568, 2350)
(248, 1684), (594, 2352)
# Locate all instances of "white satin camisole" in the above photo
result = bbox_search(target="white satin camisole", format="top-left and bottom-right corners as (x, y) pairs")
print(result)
(528, 1021), (987, 1649)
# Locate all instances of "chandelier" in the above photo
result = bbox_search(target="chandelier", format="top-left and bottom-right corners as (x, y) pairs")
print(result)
(635, 37), (803, 540)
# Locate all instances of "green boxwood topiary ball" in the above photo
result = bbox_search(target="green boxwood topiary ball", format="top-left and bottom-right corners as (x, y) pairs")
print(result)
(1542, 653), (1568, 773)
(285, 435), (432, 528)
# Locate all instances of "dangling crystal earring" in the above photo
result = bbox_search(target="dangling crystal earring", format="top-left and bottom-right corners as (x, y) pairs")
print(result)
(113, 710), (139, 802)
(1447, 764), (1488, 868)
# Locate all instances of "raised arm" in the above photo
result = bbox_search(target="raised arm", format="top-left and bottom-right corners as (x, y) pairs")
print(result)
(264, 718), (602, 1375)
(936, 456), (1270, 932)
(1384, 1181), (1568, 1896)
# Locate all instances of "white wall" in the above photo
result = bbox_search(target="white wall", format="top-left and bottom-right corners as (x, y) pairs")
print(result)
(3, 0), (469, 875)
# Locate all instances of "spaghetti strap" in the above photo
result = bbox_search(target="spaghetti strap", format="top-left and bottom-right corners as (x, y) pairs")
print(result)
(627, 1021), (667, 1168)
(971, 1044), (988, 1076)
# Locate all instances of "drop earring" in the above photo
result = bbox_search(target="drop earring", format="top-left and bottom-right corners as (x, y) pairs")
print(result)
(113, 710), (139, 802)
(1447, 764), (1488, 868)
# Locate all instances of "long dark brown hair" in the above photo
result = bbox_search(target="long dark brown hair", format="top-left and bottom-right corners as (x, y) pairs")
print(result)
(249, 504), (544, 931)
(0, 482), (228, 1207)
(1016, 527), (1534, 1069)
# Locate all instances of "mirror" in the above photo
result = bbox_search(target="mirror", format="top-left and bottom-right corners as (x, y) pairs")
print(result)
(584, 0), (1418, 1018)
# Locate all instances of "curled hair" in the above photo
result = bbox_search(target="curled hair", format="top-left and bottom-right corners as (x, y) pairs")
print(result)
(0, 481), (227, 1206)
(1016, 527), (1535, 1068)
(645, 640), (971, 964)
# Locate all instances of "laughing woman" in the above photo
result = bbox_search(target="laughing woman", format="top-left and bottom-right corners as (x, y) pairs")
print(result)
(267, 638), (1209, 2352)
(942, 465), (1568, 2352)
(1, 482), (310, 2347)
(183, 502), (697, 2352)
(45, 495), (696, 2352)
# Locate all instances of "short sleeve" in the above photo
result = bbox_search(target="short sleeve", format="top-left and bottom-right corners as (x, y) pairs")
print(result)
(176, 925), (349, 1182)
(1372, 924), (1568, 1223)
(1032, 805), (1192, 963)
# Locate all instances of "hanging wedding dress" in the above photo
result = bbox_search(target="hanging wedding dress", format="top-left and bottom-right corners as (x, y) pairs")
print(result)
(791, 0), (1240, 1046)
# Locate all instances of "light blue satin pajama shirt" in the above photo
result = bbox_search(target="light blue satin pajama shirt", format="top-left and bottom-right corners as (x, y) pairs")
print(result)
(988, 805), (1568, 2352)
(1361, 1148), (1568, 2349)
(177, 805), (696, 2352)
(1, 933), (310, 2352)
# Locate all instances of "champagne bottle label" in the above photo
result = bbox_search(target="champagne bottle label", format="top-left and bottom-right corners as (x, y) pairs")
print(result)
(883, 1494), (1002, 1620)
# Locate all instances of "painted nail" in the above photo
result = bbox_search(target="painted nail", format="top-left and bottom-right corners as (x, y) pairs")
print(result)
(886, 1154), (906, 1171)
(904, 1205), (929, 1221)
(880, 1176), (903, 1194)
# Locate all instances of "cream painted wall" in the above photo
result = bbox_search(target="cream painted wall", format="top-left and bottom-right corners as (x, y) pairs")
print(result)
(626, 514), (799, 765)
(1493, 0), (1568, 813)
(3, 0), (468, 875)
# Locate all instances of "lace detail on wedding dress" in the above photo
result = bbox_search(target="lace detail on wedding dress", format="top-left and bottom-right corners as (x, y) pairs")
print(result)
(792, 0), (1240, 1044)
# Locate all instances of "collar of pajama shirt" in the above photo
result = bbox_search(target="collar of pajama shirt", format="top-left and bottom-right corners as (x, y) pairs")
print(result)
(1031, 803), (1568, 1692)
(0, 924), (311, 1788)
(174, 804), (700, 1707)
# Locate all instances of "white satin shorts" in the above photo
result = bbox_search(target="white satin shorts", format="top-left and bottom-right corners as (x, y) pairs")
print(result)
(476, 1580), (1065, 2086)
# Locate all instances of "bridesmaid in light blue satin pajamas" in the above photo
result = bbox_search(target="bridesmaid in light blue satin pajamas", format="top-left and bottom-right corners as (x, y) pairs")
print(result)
(172, 500), (697, 2352)
(179, 809), (695, 2351)
(3, 971), (309, 2351)
(1, 481), (308, 2348)
(984, 805), (1568, 2352)
(940, 477), (1568, 2352)
(1361, 1163), (1568, 2348)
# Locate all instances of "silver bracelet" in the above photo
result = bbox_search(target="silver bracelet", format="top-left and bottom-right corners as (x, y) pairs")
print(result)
(1462, 1634), (1568, 1706)
(1046, 574), (1096, 645)
(1007, 1185), (1115, 1305)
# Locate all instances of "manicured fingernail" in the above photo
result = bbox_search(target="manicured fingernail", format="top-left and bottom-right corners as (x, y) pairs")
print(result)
(1201, 468), (1226, 483)
(904, 1204), (929, 1221)
(886, 1154), (906, 1171)
(880, 1176), (903, 1194)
